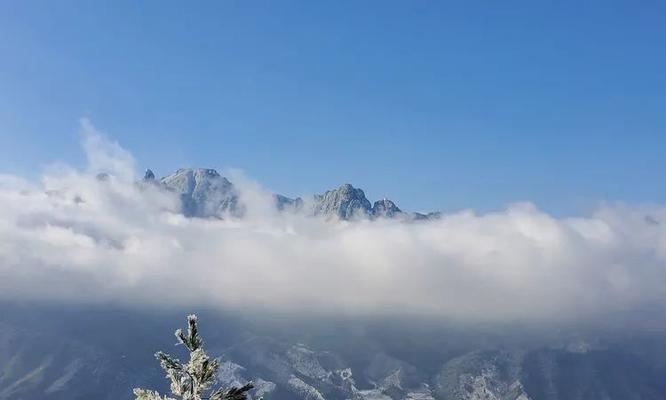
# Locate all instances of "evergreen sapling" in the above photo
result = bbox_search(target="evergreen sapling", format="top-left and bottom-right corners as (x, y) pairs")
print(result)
(133, 314), (254, 400)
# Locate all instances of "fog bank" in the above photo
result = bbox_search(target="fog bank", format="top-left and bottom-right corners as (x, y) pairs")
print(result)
(2, 122), (666, 322)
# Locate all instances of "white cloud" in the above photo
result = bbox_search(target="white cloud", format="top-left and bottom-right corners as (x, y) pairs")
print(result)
(80, 118), (136, 181)
(1, 122), (666, 322)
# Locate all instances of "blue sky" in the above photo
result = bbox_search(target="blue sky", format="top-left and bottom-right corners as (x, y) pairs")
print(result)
(0, 1), (665, 214)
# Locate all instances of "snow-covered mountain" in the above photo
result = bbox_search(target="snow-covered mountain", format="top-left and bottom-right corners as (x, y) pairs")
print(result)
(1, 306), (666, 400)
(145, 167), (438, 221)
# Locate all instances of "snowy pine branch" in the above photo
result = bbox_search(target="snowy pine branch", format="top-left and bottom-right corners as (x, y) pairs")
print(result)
(208, 382), (255, 400)
(133, 315), (255, 400)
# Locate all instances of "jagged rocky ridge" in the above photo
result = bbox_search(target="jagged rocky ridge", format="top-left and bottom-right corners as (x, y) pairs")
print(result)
(142, 168), (440, 220)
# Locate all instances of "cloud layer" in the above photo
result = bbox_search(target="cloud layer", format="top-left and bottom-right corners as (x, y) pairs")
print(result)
(2, 122), (666, 322)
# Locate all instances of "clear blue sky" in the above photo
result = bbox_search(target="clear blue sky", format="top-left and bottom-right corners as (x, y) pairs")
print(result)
(1, 1), (665, 214)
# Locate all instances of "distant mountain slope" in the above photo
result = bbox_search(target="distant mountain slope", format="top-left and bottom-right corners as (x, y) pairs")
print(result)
(0, 322), (134, 400)
(1, 307), (666, 400)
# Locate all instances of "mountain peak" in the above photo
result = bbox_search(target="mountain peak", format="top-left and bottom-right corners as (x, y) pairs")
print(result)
(172, 168), (221, 178)
(312, 184), (371, 219)
(143, 169), (155, 181)
(372, 199), (401, 218)
(160, 167), (238, 218)
(145, 168), (440, 221)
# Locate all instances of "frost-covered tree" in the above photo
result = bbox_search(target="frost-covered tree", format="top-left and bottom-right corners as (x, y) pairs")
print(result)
(134, 314), (254, 400)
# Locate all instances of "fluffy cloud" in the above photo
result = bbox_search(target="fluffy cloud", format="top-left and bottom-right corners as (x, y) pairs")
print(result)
(2, 122), (666, 322)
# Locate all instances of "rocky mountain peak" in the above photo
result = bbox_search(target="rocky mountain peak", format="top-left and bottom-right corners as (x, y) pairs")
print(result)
(275, 194), (304, 212)
(139, 168), (440, 221)
(160, 168), (239, 218)
(312, 184), (372, 219)
(143, 169), (155, 181)
(372, 199), (402, 218)
(337, 183), (356, 193)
